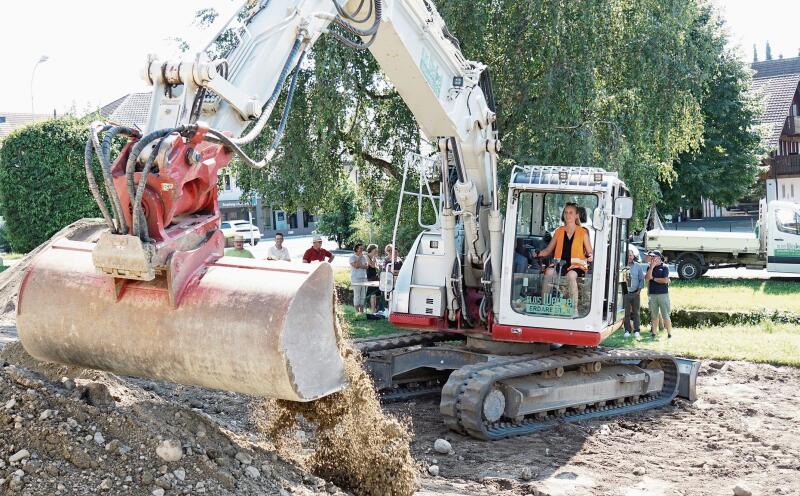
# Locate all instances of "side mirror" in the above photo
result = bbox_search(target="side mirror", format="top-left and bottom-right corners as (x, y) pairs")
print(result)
(614, 197), (634, 219)
(592, 208), (605, 231)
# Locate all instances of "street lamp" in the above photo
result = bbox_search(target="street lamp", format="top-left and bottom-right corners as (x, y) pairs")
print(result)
(30, 55), (49, 114)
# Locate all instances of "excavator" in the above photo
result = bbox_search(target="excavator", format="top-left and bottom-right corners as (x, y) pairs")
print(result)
(17, 0), (698, 440)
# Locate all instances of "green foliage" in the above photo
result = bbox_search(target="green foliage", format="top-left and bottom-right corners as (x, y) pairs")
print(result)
(0, 117), (103, 252)
(660, 8), (762, 213)
(214, 0), (753, 232)
(314, 176), (362, 249)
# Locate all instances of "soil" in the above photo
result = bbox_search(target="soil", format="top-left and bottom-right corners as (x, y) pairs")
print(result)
(1, 220), (799, 495)
(391, 360), (800, 496)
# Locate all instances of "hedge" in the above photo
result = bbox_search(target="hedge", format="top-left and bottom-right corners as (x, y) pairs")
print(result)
(0, 117), (106, 252)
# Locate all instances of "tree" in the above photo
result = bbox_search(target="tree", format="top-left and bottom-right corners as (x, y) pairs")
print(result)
(314, 177), (362, 249)
(660, 8), (762, 214)
(0, 117), (105, 252)
(207, 0), (731, 233)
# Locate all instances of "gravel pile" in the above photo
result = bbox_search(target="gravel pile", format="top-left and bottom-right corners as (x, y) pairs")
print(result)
(0, 342), (336, 496)
(0, 219), (418, 496)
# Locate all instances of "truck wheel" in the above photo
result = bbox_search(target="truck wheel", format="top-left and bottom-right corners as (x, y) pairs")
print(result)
(677, 258), (701, 280)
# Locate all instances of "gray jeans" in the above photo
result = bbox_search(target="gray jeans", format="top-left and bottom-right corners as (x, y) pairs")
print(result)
(623, 292), (641, 333)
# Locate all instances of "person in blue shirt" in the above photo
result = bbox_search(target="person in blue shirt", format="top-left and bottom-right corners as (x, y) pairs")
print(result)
(622, 247), (646, 339)
(645, 250), (672, 339)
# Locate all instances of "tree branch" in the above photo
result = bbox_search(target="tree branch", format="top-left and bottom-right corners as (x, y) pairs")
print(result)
(356, 150), (402, 181)
(356, 81), (399, 101)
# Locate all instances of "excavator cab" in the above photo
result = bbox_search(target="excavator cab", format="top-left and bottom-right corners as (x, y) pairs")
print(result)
(496, 166), (632, 346)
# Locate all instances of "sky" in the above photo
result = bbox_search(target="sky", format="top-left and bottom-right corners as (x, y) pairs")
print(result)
(715, 0), (800, 62)
(0, 0), (798, 115)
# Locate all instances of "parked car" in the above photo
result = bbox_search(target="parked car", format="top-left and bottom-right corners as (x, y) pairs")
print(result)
(220, 220), (261, 247)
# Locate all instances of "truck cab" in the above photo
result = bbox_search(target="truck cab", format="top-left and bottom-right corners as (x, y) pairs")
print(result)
(496, 166), (633, 346)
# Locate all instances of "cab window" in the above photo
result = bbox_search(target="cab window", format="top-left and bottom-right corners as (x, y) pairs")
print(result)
(511, 192), (598, 319)
(775, 208), (800, 235)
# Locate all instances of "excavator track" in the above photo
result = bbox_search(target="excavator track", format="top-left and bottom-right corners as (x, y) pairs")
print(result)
(353, 331), (463, 353)
(440, 347), (679, 440)
(355, 332), (466, 402)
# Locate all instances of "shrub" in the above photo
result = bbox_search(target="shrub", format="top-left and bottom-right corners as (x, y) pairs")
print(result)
(0, 117), (104, 252)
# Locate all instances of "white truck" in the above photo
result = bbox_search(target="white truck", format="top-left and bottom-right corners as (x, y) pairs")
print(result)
(644, 200), (800, 279)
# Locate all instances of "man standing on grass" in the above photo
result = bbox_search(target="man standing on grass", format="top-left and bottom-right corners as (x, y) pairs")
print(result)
(623, 247), (646, 339)
(645, 250), (672, 339)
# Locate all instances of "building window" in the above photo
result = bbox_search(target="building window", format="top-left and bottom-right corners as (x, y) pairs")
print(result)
(792, 184), (796, 198)
(782, 184), (786, 198)
(0, 116), (6, 123)
(222, 175), (231, 191)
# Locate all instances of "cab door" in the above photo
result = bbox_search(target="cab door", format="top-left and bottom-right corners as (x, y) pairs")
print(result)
(604, 187), (631, 324)
(767, 202), (800, 273)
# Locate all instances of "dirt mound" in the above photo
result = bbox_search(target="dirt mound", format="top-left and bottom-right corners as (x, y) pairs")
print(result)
(0, 222), (418, 495)
(0, 341), (336, 495)
(0, 219), (106, 319)
(260, 311), (417, 496)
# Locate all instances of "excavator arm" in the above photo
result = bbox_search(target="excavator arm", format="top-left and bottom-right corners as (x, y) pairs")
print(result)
(17, 0), (502, 402)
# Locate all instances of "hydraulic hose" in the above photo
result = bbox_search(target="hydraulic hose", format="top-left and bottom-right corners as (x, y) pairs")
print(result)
(124, 128), (176, 234)
(83, 130), (117, 232)
(99, 125), (140, 234)
(269, 51), (304, 153)
(230, 37), (304, 146)
(131, 138), (170, 240)
(338, 0), (371, 23)
(332, 0), (381, 36)
(328, 0), (381, 50)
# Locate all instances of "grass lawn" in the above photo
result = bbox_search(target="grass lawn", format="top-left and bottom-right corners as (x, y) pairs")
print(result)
(665, 278), (800, 314)
(1, 253), (25, 260)
(340, 304), (397, 339)
(333, 266), (351, 288)
(603, 321), (800, 366)
(340, 304), (800, 367)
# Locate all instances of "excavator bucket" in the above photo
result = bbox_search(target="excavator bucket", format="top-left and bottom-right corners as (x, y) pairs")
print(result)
(17, 235), (347, 402)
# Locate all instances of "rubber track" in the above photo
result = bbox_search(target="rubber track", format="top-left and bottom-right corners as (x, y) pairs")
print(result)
(353, 331), (462, 353)
(378, 379), (445, 402)
(439, 347), (679, 440)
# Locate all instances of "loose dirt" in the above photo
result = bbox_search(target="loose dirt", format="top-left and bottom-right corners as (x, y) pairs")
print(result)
(0, 220), (417, 496)
(391, 360), (800, 496)
(258, 315), (417, 496)
(1, 220), (799, 496)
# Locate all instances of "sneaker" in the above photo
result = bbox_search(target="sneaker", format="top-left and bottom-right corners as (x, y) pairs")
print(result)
(650, 331), (657, 339)
(634, 332), (641, 339)
(623, 332), (631, 338)
(668, 333), (672, 339)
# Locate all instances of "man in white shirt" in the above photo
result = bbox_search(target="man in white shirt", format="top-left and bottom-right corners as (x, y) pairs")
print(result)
(266, 233), (291, 261)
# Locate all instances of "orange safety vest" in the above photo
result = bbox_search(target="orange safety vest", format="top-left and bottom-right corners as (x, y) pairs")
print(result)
(552, 226), (589, 271)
